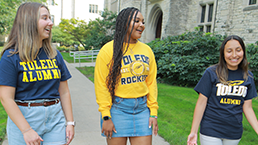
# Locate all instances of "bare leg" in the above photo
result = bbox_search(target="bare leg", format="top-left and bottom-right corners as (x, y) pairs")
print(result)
(107, 137), (127, 145)
(129, 135), (152, 145)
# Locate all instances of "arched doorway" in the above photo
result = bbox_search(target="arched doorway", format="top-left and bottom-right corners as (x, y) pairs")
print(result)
(146, 4), (163, 42)
(155, 13), (163, 39)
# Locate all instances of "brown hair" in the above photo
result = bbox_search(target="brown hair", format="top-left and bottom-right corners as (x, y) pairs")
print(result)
(1, 2), (56, 61)
(216, 35), (249, 84)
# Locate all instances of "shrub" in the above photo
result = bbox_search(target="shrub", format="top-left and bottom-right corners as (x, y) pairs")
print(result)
(78, 46), (85, 51)
(57, 46), (67, 52)
(0, 41), (4, 46)
(247, 42), (258, 89)
(147, 31), (225, 86)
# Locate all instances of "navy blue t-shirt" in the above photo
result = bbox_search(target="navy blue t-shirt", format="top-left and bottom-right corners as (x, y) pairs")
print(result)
(194, 66), (257, 139)
(0, 48), (71, 100)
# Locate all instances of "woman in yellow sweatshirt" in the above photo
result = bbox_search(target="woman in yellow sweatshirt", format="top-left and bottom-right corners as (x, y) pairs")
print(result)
(94, 7), (158, 145)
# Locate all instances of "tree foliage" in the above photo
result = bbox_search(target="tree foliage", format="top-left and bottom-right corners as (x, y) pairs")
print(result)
(51, 26), (77, 46)
(59, 9), (117, 50)
(246, 42), (258, 89)
(59, 18), (88, 48)
(84, 9), (117, 50)
(0, 0), (46, 35)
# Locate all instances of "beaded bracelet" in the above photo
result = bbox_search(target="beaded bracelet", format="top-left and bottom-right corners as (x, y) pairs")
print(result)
(22, 127), (32, 134)
(150, 115), (158, 118)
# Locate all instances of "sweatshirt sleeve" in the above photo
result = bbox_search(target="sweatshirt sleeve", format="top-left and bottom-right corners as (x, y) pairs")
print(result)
(146, 47), (159, 116)
(94, 43), (113, 118)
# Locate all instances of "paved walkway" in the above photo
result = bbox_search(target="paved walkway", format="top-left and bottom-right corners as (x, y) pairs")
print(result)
(2, 62), (170, 145)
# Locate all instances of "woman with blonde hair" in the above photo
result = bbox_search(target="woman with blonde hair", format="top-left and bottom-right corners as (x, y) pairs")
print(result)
(0, 2), (74, 145)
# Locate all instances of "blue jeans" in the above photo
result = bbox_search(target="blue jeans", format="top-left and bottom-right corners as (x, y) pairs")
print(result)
(7, 99), (66, 145)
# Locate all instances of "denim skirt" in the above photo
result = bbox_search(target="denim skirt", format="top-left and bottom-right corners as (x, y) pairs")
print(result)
(101, 96), (152, 137)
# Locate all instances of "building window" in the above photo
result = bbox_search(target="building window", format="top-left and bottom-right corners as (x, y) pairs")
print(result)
(89, 4), (98, 13)
(206, 25), (211, 33)
(95, 5), (98, 13)
(199, 26), (204, 32)
(208, 4), (213, 22)
(249, 0), (257, 5)
(51, 15), (54, 24)
(200, 5), (206, 23)
(199, 2), (214, 33)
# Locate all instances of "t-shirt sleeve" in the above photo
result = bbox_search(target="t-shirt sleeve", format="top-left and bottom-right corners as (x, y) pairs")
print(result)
(56, 51), (71, 81)
(194, 69), (213, 98)
(244, 72), (257, 100)
(0, 51), (18, 87)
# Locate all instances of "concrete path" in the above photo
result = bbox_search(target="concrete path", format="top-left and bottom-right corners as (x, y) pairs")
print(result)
(2, 62), (170, 145)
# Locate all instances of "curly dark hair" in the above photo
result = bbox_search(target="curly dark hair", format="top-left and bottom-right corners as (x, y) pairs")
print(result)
(106, 7), (140, 102)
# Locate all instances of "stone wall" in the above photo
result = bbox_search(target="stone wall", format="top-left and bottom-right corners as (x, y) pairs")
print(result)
(106, 0), (258, 44)
(164, 0), (191, 37)
(120, 0), (142, 10)
(215, 0), (258, 44)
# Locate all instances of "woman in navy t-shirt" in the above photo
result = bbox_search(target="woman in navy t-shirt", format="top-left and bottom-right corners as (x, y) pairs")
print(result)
(187, 35), (258, 145)
(0, 2), (74, 145)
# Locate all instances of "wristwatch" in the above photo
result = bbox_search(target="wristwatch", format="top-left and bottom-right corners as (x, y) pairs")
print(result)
(66, 121), (76, 127)
(103, 116), (111, 121)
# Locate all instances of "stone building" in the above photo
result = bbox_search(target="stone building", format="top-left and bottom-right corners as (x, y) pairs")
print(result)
(104, 0), (258, 44)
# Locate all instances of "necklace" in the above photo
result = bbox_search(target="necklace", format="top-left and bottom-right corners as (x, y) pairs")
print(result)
(129, 41), (138, 54)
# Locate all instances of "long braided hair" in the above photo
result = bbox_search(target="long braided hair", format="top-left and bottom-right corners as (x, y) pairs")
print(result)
(106, 7), (140, 102)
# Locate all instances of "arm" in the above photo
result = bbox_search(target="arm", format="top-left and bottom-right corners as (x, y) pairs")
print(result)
(243, 99), (258, 134)
(0, 85), (43, 144)
(146, 50), (159, 135)
(59, 81), (74, 144)
(94, 48), (112, 118)
(187, 93), (208, 145)
(94, 47), (116, 138)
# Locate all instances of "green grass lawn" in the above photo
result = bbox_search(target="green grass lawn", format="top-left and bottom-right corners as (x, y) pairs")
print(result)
(76, 66), (95, 82)
(60, 52), (96, 63)
(0, 46), (7, 144)
(0, 104), (7, 144)
(74, 65), (258, 145)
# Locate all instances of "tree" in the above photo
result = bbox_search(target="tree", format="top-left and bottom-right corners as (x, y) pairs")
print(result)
(0, 0), (47, 35)
(59, 9), (117, 50)
(59, 18), (88, 48)
(85, 9), (117, 50)
(51, 26), (78, 47)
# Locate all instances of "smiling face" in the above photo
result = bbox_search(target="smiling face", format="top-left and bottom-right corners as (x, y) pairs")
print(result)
(38, 7), (53, 42)
(224, 40), (244, 70)
(126, 11), (145, 43)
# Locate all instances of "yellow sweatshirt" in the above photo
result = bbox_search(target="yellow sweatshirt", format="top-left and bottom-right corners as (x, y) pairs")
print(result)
(94, 40), (158, 118)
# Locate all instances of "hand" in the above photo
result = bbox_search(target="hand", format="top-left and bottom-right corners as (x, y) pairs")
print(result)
(23, 129), (43, 145)
(66, 125), (75, 145)
(149, 117), (158, 136)
(187, 133), (198, 145)
(102, 119), (116, 139)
